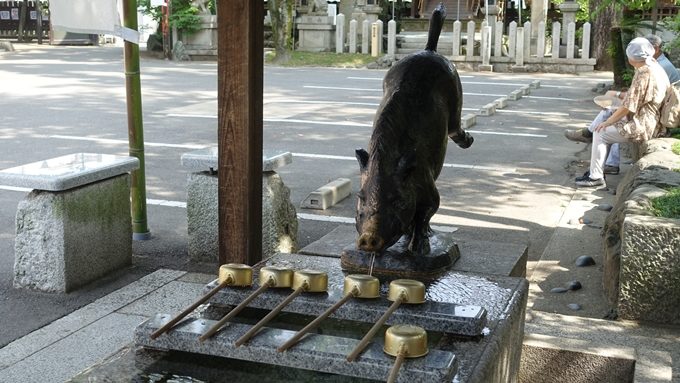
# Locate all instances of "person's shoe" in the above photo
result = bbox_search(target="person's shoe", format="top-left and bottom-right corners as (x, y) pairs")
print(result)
(575, 171), (591, 182)
(564, 128), (593, 143)
(603, 165), (620, 175)
(575, 177), (605, 187)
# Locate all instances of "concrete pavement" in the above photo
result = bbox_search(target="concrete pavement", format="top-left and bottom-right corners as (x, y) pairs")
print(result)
(0, 43), (678, 381)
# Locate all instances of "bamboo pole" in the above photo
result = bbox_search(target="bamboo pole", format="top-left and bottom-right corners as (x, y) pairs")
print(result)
(122, 0), (150, 240)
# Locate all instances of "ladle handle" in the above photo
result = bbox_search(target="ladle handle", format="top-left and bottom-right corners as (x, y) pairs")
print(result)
(234, 285), (305, 347)
(150, 279), (230, 339)
(277, 291), (354, 352)
(199, 282), (271, 342)
(346, 298), (403, 362)
(386, 351), (406, 383)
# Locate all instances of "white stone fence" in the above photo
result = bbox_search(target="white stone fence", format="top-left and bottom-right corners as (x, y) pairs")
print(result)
(334, 13), (597, 72)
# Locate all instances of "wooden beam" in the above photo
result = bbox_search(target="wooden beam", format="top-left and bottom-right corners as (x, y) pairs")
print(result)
(217, 0), (263, 265)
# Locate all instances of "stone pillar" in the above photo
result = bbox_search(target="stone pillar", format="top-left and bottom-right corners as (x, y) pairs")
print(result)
(480, 24), (493, 71)
(552, 22), (561, 58)
(349, 19), (357, 53)
(362, 19), (370, 54)
(559, 0), (580, 45)
(508, 21), (517, 58)
(452, 20), (462, 56)
(335, 13), (345, 53)
(494, 20), (503, 57)
(483, 3), (500, 53)
(566, 21), (575, 59)
(466, 20), (475, 58)
(581, 22), (591, 59)
(387, 19), (396, 57)
(515, 27), (524, 66)
(371, 22), (379, 57)
(523, 21), (531, 58)
(376, 19), (383, 55)
(297, 15), (337, 52)
(536, 21), (545, 58)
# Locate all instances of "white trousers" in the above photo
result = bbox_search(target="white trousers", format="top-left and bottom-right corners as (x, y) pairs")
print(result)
(590, 126), (630, 179)
(588, 109), (620, 167)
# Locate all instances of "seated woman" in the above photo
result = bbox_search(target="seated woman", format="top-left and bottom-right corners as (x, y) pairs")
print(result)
(576, 37), (670, 187)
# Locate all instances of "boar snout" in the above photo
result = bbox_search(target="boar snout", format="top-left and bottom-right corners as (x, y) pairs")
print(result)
(357, 232), (385, 252)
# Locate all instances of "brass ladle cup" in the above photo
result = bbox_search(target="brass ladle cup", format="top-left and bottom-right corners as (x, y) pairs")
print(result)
(277, 274), (380, 352)
(346, 279), (426, 362)
(234, 269), (328, 347)
(384, 325), (429, 383)
(199, 266), (294, 342)
(150, 263), (252, 339)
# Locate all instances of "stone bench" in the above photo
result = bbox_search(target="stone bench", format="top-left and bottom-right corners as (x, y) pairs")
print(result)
(180, 148), (298, 263)
(0, 153), (139, 293)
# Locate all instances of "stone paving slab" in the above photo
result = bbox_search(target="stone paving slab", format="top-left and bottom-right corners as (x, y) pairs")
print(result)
(0, 269), (184, 370)
(136, 314), (459, 383)
(0, 313), (147, 383)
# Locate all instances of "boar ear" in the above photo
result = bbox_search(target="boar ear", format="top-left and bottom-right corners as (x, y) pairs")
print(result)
(396, 150), (417, 179)
(356, 149), (369, 173)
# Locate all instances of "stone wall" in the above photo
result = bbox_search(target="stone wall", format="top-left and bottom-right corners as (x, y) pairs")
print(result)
(602, 138), (680, 323)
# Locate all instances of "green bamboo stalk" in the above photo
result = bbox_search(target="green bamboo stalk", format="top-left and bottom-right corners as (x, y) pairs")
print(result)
(122, 0), (150, 240)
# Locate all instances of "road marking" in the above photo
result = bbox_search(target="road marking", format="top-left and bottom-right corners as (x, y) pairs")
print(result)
(46, 135), (206, 149)
(524, 95), (578, 101)
(147, 198), (187, 208)
(264, 118), (371, 127)
(297, 212), (458, 232)
(347, 76), (474, 80)
(0, 185), (31, 192)
(303, 85), (507, 97)
(292, 152), (517, 173)
(496, 109), (570, 116)
(466, 130), (547, 138)
(267, 99), (380, 106)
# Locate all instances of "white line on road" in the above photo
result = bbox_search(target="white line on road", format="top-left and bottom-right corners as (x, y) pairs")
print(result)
(466, 130), (547, 138)
(292, 152), (517, 173)
(0, 185), (31, 192)
(346, 76), (587, 89)
(347, 76), (475, 80)
(296, 212), (458, 232)
(524, 95), (578, 101)
(264, 118), (371, 127)
(303, 85), (507, 97)
(496, 109), (569, 116)
(46, 135), (206, 149)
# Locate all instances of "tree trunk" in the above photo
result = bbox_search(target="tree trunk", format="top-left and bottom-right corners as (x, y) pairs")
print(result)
(610, 27), (627, 87)
(269, 0), (294, 63)
(590, 0), (621, 70)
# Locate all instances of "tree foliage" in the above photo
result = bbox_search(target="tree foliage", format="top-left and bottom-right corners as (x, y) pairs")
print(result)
(138, 0), (215, 35)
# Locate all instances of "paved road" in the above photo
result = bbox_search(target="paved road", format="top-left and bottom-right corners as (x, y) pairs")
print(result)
(0, 43), (610, 347)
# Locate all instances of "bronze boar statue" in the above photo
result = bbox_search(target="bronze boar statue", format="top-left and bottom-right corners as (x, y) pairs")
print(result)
(355, 3), (473, 256)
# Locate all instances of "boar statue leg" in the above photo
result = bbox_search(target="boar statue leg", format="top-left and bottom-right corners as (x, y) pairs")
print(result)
(408, 181), (440, 255)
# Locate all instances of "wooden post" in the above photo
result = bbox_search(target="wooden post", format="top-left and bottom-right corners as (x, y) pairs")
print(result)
(217, 0), (263, 265)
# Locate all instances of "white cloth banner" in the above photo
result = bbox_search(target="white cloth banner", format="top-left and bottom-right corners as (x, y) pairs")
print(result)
(49, 0), (139, 43)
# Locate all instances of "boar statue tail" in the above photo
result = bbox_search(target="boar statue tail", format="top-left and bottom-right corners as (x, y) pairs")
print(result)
(425, 3), (446, 52)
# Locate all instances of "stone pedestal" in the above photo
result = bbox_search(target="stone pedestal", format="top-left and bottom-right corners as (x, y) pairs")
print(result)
(187, 172), (298, 263)
(182, 14), (217, 58)
(182, 150), (298, 263)
(297, 15), (336, 52)
(558, 1), (580, 45)
(13, 175), (132, 292)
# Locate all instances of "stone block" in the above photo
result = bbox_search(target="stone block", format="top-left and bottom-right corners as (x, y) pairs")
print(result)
(618, 214), (680, 324)
(187, 172), (298, 263)
(478, 103), (496, 116)
(520, 85), (531, 95)
(494, 97), (509, 109)
(300, 178), (351, 210)
(461, 114), (476, 129)
(508, 89), (523, 100)
(530, 80), (541, 89)
(13, 175), (132, 292)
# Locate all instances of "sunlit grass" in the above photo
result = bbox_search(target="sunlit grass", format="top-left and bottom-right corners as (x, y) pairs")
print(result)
(265, 51), (376, 68)
(651, 187), (680, 219)
(672, 141), (680, 156)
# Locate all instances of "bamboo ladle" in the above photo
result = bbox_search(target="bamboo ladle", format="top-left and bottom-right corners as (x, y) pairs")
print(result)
(277, 274), (380, 352)
(346, 279), (426, 362)
(234, 269), (328, 347)
(150, 263), (253, 339)
(383, 325), (429, 383)
(199, 266), (294, 342)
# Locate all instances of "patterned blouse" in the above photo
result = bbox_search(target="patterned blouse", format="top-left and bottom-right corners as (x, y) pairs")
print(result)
(616, 62), (670, 142)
